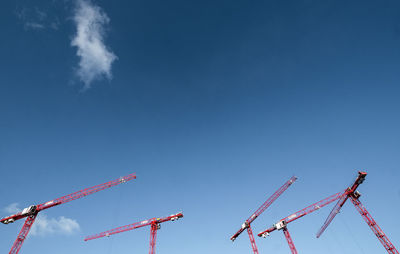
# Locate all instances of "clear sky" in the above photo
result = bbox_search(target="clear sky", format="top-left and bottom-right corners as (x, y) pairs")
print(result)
(1, 0), (400, 253)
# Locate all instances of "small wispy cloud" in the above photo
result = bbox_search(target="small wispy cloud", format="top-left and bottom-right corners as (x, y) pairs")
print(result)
(3, 203), (80, 236)
(71, 0), (117, 90)
(15, 6), (58, 31)
(25, 22), (45, 30)
(4, 203), (21, 214)
(31, 215), (80, 236)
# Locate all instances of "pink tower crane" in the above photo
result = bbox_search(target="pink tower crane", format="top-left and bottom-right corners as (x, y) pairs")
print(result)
(1, 172), (137, 254)
(230, 176), (297, 254)
(84, 212), (183, 254)
(316, 171), (398, 254)
(257, 191), (345, 253)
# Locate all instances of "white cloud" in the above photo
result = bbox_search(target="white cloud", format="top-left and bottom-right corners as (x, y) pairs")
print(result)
(4, 203), (21, 214)
(31, 215), (80, 236)
(15, 6), (57, 31)
(71, 0), (117, 90)
(34, 8), (47, 21)
(25, 22), (45, 30)
(2, 203), (80, 236)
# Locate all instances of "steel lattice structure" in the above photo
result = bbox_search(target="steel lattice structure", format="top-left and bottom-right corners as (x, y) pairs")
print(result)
(316, 171), (367, 238)
(349, 195), (398, 254)
(282, 227), (297, 254)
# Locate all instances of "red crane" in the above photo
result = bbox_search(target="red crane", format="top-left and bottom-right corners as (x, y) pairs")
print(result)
(1, 172), (136, 254)
(84, 212), (183, 254)
(230, 176), (297, 254)
(257, 191), (345, 253)
(316, 171), (398, 254)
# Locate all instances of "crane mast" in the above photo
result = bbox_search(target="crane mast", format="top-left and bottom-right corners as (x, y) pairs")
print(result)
(8, 213), (38, 254)
(230, 176), (297, 254)
(349, 194), (398, 254)
(1, 172), (136, 254)
(282, 227), (297, 254)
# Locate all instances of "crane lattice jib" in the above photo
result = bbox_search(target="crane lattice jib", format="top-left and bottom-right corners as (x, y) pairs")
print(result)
(0, 173), (136, 225)
(258, 191), (344, 236)
(315, 192), (348, 238)
(84, 213), (183, 241)
(230, 176), (297, 241)
(316, 171), (367, 238)
(249, 176), (298, 223)
(37, 173), (137, 211)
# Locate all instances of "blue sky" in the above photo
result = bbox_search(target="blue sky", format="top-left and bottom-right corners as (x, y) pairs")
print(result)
(1, 0), (400, 253)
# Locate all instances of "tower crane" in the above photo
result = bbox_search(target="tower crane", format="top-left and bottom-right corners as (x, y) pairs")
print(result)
(316, 171), (398, 254)
(257, 191), (345, 253)
(1, 172), (136, 254)
(230, 176), (297, 254)
(84, 212), (183, 254)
